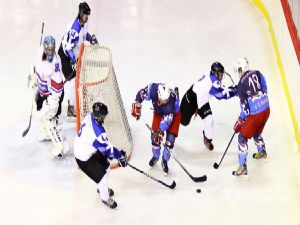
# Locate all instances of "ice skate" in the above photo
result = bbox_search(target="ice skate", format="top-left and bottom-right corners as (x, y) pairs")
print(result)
(253, 149), (267, 161)
(97, 188), (114, 197)
(203, 131), (214, 150)
(161, 159), (169, 175)
(232, 164), (248, 180)
(149, 156), (159, 167)
(102, 197), (117, 209)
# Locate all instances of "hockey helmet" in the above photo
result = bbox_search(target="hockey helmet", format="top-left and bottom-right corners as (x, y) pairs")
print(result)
(79, 2), (91, 15)
(92, 102), (108, 124)
(157, 84), (171, 103)
(234, 57), (249, 75)
(43, 35), (55, 63)
(211, 61), (224, 80)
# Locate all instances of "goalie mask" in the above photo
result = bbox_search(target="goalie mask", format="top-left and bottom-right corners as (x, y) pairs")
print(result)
(157, 84), (171, 104)
(211, 61), (224, 80)
(92, 102), (108, 124)
(43, 35), (55, 63)
(234, 57), (249, 76)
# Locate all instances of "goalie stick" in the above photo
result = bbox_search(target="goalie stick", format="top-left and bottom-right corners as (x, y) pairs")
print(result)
(128, 163), (176, 189)
(141, 118), (207, 183)
(22, 22), (44, 137)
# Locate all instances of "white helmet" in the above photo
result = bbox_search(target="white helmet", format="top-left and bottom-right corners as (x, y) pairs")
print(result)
(157, 84), (171, 102)
(234, 57), (249, 74)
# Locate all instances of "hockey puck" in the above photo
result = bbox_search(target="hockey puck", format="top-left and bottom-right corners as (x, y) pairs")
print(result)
(213, 162), (219, 169)
(196, 188), (201, 193)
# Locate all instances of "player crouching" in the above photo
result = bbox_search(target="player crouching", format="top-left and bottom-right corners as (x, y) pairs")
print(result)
(29, 35), (69, 158)
(74, 102), (127, 209)
(132, 83), (181, 175)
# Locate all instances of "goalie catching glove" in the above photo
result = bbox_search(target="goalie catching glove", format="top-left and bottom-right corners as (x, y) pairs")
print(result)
(131, 102), (142, 120)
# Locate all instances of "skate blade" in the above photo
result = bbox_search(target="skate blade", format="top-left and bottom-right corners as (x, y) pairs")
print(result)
(232, 172), (248, 180)
(162, 171), (168, 176)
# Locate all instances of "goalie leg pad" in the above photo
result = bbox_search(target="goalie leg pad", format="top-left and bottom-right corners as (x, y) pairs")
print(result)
(44, 118), (68, 157)
(36, 111), (51, 141)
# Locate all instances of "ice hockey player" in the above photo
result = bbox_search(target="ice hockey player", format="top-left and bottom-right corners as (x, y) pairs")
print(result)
(74, 102), (127, 209)
(58, 1), (98, 119)
(232, 58), (270, 178)
(29, 35), (69, 158)
(180, 62), (237, 150)
(131, 83), (181, 175)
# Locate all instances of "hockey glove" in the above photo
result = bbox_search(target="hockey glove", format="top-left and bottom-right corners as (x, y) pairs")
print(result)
(27, 65), (37, 89)
(153, 129), (164, 146)
(228, 85), (238, 97)
(118, 150), (127, 167)
(234, 117), (244, 132)
(131, 102), (142, 120)
(70, 59), (77, 72)
(90, 34), (98, 45)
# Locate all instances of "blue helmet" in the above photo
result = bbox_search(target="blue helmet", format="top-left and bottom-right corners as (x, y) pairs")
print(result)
(43, 35), (55, 62)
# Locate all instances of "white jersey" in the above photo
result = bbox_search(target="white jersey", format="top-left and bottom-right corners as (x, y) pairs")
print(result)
(34, 46), (64, 98)
(61, 17), (91, 61)
(192, 73), (235, 108)
(74, 113), (115, 161)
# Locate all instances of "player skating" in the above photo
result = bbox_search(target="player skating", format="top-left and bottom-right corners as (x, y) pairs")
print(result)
(232, 58), (270, 179)
(74, 102), (127, 209)
(29, 35), (69, 158)
(180, 62), (237, 150)
(58, 2), (98, 119)
(131, 83), (181, 175)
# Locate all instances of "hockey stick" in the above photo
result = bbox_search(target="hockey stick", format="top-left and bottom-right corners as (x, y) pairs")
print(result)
(22, 22), (44, 137)
(127, 163), (176, 189)
(224, 71), (235, 85)
(213, 131), (236, 169)
(22, 23), (45, 137)
(141, 118), (207, 183)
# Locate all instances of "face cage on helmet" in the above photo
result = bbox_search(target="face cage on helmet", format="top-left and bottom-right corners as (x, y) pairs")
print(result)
(94, 114), (107, 124)
(44, 44), (55, 62)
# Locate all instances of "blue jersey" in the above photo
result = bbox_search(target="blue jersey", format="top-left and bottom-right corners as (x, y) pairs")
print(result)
(135, 83), (180, 116)
(237, 70), (269, 120)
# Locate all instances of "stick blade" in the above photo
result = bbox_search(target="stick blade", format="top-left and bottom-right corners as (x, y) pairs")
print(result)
(22, 128), (29, 137)
(213, 162), (219, 169)
(170, 181), (176, 189)
(193, 175), (207, 182)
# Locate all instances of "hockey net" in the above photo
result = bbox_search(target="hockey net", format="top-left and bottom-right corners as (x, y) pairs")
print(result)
(75, 44), (133, 167)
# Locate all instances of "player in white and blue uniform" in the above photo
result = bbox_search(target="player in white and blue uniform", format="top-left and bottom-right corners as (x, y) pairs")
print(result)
(131, 83), (181, 175)
(30, 35), (69, 158)
(58, 2), (98, 118)
(232, 58), (270, 178)
(180, 62), (237, 150)
(74, 102), (127, 209)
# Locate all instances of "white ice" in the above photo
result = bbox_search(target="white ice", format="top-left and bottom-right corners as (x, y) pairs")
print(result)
(0, 0), (300, 225)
